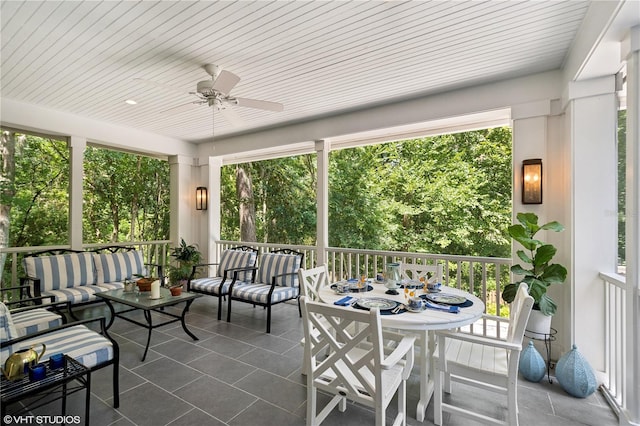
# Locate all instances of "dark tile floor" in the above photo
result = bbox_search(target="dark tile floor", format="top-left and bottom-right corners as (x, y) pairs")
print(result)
(6, 296), (618, 426)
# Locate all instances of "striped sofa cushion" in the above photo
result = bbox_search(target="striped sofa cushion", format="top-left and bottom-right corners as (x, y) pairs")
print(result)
(11, 308), (63, 336)
(256, 253), (302, 287)
(43, 285), (112, 304)
(5, 325), (114, 369)
(23, 252), (96, 292)
(218, 249), (257, 281)
(231, 284), (299, 304)
(190, 277), (227, 295)
(94, 250), (146, 284)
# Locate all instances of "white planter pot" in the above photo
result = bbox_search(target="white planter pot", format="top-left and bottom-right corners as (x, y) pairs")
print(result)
(524, 309), (552, 338)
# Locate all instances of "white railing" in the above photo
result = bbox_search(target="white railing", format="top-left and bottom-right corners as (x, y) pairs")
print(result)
(217, 240), (512, 337)
(0, 240), (171, 287)
(599, 272), (638, 425)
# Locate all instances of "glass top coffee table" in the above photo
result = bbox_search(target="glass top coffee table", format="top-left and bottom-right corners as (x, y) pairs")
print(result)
(97, 288), (202, 361)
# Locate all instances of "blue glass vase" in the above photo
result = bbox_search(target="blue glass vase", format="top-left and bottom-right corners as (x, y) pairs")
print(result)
(555, 344), (597, 398)
(519, 341), (546, 382)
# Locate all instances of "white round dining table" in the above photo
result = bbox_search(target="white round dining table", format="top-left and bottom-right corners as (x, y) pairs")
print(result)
(318, 281), (485, 422)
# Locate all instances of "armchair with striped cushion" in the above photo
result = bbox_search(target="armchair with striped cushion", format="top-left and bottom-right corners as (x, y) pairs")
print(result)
(0, 301), (120, 408)
(187, 246), (259, 320)
(226, 249), (304, 333)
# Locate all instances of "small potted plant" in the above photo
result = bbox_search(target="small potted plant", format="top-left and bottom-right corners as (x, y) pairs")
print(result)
(501, 212), (567, 334)
(168, 238), (202, 295)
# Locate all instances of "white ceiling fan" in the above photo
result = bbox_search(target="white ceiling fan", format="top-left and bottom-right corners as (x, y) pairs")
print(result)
(136, 64), (284, 127)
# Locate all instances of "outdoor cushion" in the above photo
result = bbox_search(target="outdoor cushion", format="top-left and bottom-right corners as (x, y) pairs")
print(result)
(0, 303), (18, 338)
(95, 281), (126, 291)
(256, 253), (301, 288)
(23, 252), (96, 291)
(230, 284), (299, 304)
(217, 249), (257, 281)
(11, 308), (62, 336)
(42, 285), (114, 304)
(7, 324), (114, 369)
(93, 250), (146, 284)
(189, 277), (227, 295)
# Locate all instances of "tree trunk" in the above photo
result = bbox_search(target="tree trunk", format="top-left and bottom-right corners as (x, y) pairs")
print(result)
(0, 131), (17, 283)
(236, 165), (257, 242)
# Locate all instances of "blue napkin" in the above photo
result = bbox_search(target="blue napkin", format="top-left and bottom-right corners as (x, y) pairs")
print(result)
(425, 301), (460, 313)
(334, 296), (354, 306)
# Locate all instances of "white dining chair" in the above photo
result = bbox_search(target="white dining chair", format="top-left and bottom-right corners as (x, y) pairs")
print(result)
(433, 282), (534, 425)
(298, 265), (329, 305)
(301, 296), (416, 426)
(400, 262), (443, 284)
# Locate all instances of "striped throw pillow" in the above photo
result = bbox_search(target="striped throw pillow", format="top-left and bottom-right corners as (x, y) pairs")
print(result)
(94, 250), (146, 284)
(218, 249), (257, 281)
(256, 253), (301, 288)
(23, 252), (96, 292)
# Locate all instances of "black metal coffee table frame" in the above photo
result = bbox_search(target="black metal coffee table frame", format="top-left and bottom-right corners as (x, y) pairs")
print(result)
(97, 288), (202, 361)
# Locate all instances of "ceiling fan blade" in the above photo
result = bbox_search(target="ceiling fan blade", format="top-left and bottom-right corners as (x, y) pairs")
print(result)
(220, 107), (244, 127)
(133, 78), (190, 97)
(234, 97), (284, 112)
(212, 70), (240, 95)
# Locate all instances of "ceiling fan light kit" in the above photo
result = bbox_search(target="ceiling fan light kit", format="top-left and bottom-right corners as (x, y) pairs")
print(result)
(140, 63), (283, 130)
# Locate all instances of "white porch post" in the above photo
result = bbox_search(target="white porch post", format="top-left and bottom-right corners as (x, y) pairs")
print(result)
(566, 76), (619, 375)
(169, 155), (195, 247)
(195, 155), (222, 263)
(68, 136), (85, 250)
(622, 24), (640, 426)
(316, 139), (330, 267)
(511, 100), (568, 359)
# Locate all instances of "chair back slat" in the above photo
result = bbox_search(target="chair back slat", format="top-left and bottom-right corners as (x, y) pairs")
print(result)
(297, 265), (329, 301)
(506, 282), (535, 344)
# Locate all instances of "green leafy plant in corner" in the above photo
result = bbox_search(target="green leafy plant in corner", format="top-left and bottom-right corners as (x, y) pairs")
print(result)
(168, 238), (202, 286)
(501, 212), (567, 316)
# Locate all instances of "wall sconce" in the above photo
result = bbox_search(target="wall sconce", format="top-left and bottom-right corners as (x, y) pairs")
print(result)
(522, 159), (542, 204)
(195, 186), (208, 210)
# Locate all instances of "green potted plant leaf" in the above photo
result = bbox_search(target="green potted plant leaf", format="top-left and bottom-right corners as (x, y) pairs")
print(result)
(501, 212), (567, 333)
(168, 238), (202, 295)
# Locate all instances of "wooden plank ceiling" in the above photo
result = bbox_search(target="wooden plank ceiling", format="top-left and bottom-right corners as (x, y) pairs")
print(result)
(0, 1), (591, 143)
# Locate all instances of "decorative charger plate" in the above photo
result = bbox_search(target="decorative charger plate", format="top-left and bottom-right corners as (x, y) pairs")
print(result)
(424, 293), (467, 305)
(355, 298), (399, 311)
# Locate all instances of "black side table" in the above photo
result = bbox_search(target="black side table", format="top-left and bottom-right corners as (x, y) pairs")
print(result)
(1, 355), (91, 426)
(524, 327), (557, 383)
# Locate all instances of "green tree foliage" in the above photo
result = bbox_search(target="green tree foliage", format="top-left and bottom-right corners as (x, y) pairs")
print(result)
(8, 133), (69, 247)
(618, 109), (626, 267)
(83, 146), (169, 243)
(221, 156), (317, 244)
(222, 127), (512, 258)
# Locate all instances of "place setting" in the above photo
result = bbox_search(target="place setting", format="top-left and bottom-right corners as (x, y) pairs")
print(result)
(334, 295), (407, 315)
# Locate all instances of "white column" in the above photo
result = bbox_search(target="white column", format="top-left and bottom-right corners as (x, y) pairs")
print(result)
(68, 136), (85, 250)
(196, 155), (222, 263)
(566, 76), (618, 373)
(622, 24), (640, 425)
(169, 155), (195, 247)
(511, 100), (569, 360)
(316, 139), (330, 267)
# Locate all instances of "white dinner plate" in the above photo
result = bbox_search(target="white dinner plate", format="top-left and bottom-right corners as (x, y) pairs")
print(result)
(424, 293), (466, 305)
(355, 298), (398, 311)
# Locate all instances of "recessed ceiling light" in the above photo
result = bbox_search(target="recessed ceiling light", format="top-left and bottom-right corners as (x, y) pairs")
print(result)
(125, 99), (137, 105)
